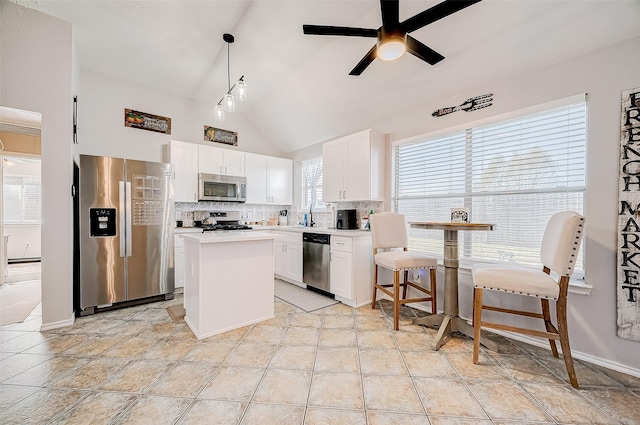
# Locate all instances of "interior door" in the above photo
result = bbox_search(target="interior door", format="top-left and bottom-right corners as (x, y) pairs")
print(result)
(125, 159), (174, 301)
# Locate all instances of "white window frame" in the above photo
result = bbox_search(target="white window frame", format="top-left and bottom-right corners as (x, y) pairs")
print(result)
(300, 156), (325, 211)
(392, 94), (590, 293)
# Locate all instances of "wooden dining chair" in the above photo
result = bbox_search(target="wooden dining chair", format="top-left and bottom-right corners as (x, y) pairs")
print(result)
(370, 212), (438, 330)
(471, 211), (585, 388)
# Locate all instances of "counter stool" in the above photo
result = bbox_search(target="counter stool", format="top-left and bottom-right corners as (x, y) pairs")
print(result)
(472, 211), (585, 388)
(370, 212), (438, 330)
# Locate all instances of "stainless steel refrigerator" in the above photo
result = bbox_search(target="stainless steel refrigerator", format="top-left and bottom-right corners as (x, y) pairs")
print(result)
(75, 154), (174, 315)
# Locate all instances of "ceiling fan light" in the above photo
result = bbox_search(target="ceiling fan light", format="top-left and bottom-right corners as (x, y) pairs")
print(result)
(223, 93), (235, 112)
(236, 80), (247, 102)
(377, 39), (406, 61)
(215, 104), (225, 122)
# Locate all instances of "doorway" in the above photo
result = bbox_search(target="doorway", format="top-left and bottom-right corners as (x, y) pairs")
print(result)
(0, 106), (42, 326)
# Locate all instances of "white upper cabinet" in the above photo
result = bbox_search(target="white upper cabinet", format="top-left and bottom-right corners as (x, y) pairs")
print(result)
(322, 129), (385, 202)
(198, 145), (245, 176)
(245, 153), (292, 205)
(165, 140), (198, 202)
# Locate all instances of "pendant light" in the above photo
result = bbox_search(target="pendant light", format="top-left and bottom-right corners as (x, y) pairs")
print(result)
(215, 33), (247, 122)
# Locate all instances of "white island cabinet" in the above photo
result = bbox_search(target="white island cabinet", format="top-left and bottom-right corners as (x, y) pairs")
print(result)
(181, 231), (283, 339)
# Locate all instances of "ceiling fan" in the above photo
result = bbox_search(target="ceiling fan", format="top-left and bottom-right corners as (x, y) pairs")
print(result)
(303, 0), (481, 75)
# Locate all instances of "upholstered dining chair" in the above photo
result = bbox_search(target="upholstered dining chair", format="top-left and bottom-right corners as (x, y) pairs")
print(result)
(370, 212), (438, 330)
(471, 211), (585, 388)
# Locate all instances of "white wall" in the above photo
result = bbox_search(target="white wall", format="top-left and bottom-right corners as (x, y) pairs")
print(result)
(297, 36), (640, 373)
(78, 70), (286, 162)
(1, 1), (74, 326)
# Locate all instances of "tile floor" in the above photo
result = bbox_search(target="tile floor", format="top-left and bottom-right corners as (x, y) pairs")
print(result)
(1, 293), (639, 425)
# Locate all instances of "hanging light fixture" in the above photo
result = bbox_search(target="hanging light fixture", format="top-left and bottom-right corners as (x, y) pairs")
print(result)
(215, 33), (247, 122)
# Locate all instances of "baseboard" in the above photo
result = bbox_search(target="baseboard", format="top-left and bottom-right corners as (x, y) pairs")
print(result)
(40, 312), (75, 331)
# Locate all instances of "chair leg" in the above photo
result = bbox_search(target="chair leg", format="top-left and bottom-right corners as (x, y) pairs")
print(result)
(472, 287), (483, 364)
(403, 270), (409, 299)
(430, 268), (437, 315)
(557, 300), (579, 389)
(541, 299), (559, 358)
(371, 264), (378, 310)
(393, 271), (400, 330)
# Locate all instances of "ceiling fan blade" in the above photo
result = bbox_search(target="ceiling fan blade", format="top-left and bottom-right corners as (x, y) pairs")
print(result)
(406, 35), (445, 65)
(303, 24), (377, 38)
(380, 0), (400, 27)
(401, 0), (481, 33)
(349, 45), (378, 76)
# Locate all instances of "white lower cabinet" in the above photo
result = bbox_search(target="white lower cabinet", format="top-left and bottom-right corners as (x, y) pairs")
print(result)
(330, 234), (373, 308)
(174, 235), (185, 289)
(273, 231), (303, 283)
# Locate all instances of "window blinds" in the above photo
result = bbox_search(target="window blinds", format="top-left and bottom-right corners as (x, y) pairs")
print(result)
(3, 176), (42, 223)
(301, 157), (324, 210)
(393, 100), (586, 270)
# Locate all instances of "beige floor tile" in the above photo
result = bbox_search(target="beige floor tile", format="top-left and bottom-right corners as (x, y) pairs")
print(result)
(466, 380), (552, 422)
(252, 368), (311, 405)
(131, 307), (171, 322)
(318, 328), (357, 347)
(60, 335), (128, 356)
(22, 334), (85, 355)
(51, 357), (129, 390)
(0, 353), (50, 381)
(323, 303), (354, 316)
(357, 330), (396, 349)
(355, 305), (384, 317)
(0, 329), (28, 343)
(536, 356), (624, 387)
(438, 335), (474, 353)
(362, 375), (424, 414)
(198, 366), (264, 401)
(359, 348), (408, 375)
(183, 339), (237, 363)
(99, 359), (174, 393)
(136, 321), (184, 339)
(1, 387), (86, 425)
(581, 387), (640, 424)
(260, 315), (290, 327)
(282, 326), (320, 346)
(522, 382), (620, 424)
(224, 342), (277, 367)
(4, 356), (90, 386)
(269, 344), (316, 370)
(112, 395), (192, 425)
(446, 351), (510, 380)
(102, 336), (156, 359)
(148, 362), (217, 397)
(239, 403), (305, 425)
(178, 399), (247, 425)
(142, 339), (197, 361)
(356, 316), (390, 331)
(100, 320), (149, 337)
(308, 371), (364, 409)
(314, 346), (359, 373)
(0, 384), (40, 410)
(304, 407), (366, 425)
(49, 391), (137, 425)
(491, 354), (564, 383)
(274, 299), (298, 316)
(428, 417), (494, 425)
(323, 314), (354, 329)
(367, 411), (431, 425)
(590, 364), (640, 389)
(243, 324), (285, 343)
(394, 331), (434, 351)
(413, 377), (487, 418)
(289, 313), (323, 328)
(0, 332), (51, 353)
(402, 350), (458, 378)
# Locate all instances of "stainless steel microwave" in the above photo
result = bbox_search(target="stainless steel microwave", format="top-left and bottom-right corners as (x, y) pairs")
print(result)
(198, 173), (246, 202)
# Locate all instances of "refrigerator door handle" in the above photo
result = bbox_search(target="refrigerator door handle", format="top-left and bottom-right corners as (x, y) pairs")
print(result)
(119, 181), (126, 257)
(125, 181), (133, 257)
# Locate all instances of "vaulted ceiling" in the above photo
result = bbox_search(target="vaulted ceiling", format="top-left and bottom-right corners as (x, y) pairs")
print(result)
(12, 0), (640, 153)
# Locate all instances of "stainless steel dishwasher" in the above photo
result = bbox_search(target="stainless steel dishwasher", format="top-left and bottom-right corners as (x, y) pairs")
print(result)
(302, 232), (331, 293)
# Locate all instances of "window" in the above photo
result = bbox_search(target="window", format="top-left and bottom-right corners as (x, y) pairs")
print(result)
(3, 175), (42, 224)
(393, 98), (586, 272)
(300, 156), (324, 210)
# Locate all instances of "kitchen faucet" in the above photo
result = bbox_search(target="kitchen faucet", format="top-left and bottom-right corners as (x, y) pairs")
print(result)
(309, 205), (315, 227)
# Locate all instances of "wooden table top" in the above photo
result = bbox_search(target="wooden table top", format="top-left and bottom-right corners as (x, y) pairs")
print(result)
(408, 222), (495, 231)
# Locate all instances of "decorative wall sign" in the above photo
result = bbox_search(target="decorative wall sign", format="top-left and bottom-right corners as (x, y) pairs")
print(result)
(617, 86), (640, 343)
(432, 93), (493, 117)
(124, 109), (171, 134)
(204, 126), (238, 146)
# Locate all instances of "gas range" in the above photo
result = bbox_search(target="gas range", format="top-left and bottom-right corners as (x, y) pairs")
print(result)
(193, 210), (252, 232)
(199, 223), (253, 232)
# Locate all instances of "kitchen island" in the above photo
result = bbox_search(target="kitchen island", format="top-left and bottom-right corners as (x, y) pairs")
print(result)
(180, 231), (283, 339)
